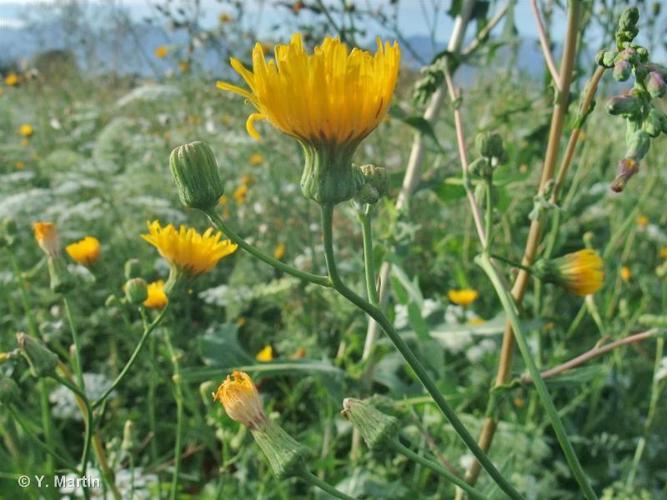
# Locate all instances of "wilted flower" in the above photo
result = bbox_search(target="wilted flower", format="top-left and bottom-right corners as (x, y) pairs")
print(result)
(213, 370), (266, 429)
(448, 288), (478, 306)
(33, 222), (59, 257)
(217, 33), (400, 204)
(144, 280), (168, 309)
(142, 220), (237, 277)
(66, 236), (101, 265)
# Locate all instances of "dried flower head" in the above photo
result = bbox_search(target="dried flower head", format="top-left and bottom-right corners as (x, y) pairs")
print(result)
(213, 370), (266, 430)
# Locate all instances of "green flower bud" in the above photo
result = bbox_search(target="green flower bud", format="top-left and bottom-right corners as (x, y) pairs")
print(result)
(0, 376), (20, 404)
(643, 109), (663, 138)
(355, 164), (387, 204)
(595, 50), (617, 68)
(626, 130), (651, 160)
(300, 143), (364, 205)
(469, 157), (492, 178)
(341, 398), (399, 450)
(0, 218), (17, 248)
(475, 131), (505, 160)
(606, 94), (641, 117)
(646, 71), (666, 98)
(124, 258), (141, 279)
(124, 278), (148, 304)
(251, 420), (309, 479)
(121, 420), (135, 452)
(48, 257), (74, 294)
(170, 141), (225, 210)
(619, 7), (639, 30)
(16, 332), (59, 378)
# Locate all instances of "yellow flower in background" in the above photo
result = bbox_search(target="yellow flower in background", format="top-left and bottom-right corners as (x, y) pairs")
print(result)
(178, 60), (190, 73)
(154, 45), (169, 59)
(19, 124), (33, 137)
(467, 317), (486, 326)
(65, 236), (101, 266)
(33, 222), (59, 257)
(448, 288), (478, 306)
(661, 246), (667, 259)
(273, 243), (286, 260)
(142, 220), (238, 276)
(233, 184), (249, 204)
(636, 215), (649, 228)
(213, 370), (266, 429)
(218, 194), (229, 206)
(144, 280), (168, 309)
(4, 72), (19, 86)
(256, 345), (274, 362)
(218, 12), (232, 23)
(620, 266), (632, 282)
(16, 161), (25, 170)
(249, 153), (265, 166)
(216, 33), (400, 144)
(240, 174), (254, 186)
(552, 250), (604, 296)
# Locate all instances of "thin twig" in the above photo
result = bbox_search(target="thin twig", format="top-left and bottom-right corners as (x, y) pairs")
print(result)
(521, 330), (658, 384)
(462, 1), (512, 57)
(530, 0), (560, 88)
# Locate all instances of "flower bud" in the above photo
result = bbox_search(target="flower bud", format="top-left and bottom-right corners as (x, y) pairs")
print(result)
(595, 50), (617, 68)
(124, 258), (141, 279)
(626, 130), (651, 160)
(358, 164), (388, 199)
(469, 157), (492, 178)
(475, 131), (505, 160)
(170, 141), (225, 210)
(619, 7), (639, 31)
(646, 71), (666, 98)
(606, 94), (641, 117)
(121, 420), (135, 452)
(613, 60), (632, 82)
(213, 370), (266, 430)
(341, 398), (399, 450)
(124, 278), (148, 304)
(0, 376), (20, 404)
(643, 109), (664, 138)
(300, 144), (364, 205)
(16, 332), (59, 378)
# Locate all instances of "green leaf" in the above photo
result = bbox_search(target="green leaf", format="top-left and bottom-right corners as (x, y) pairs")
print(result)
(389, 104), (444, 152)
(433, 178), (467, 204)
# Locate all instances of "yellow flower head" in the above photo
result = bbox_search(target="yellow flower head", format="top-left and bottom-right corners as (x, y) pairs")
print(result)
(141, 220), (238, 276)
(233, 183), (249, 204)
(552, 249), (604, 296)
(4, 72), (19, 86)
(273, 243), (286, 260)
(636, 215), (649, 228)
(448, 288), (478, 306)
(154, 46), (169, 59)
(144, 280), (168, 309)
(249, 153), (265, 166)
(33, 222), (59, 257)
(16, 161), (25, 170)
(216, 33), (400, 145)
(66, 236), (101, 266)
(256, 345), (274, 362)
(620, 265), (632, 282)
(19, 124), (33, 137)
(219, 12), (233, 23)
(213, 370), (266, 429)
(660, 246), (667, 260)
(178, 60), (190, 73)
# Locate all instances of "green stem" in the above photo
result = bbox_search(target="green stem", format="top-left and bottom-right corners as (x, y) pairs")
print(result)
(476, 252), (596, 499)
(484, 178), (493, 251)
(299, 469), (354, 500)
(93, 306), (169, 409)
(148, 334), (159, 467)
(205, 210), (331, 287)
(390, 439), (489, 500)
(8, 251), (55, 476)
(320, 204), (523, 500)
(358, 208), (379, 307)
(53, 375), (93, 477)
(164, 329), (184, 500)
(63, 297), (86, 391)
